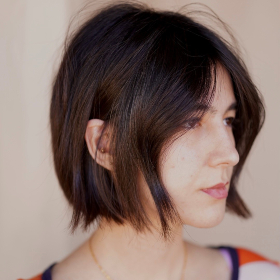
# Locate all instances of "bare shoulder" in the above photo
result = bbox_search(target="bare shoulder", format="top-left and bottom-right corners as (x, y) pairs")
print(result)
(184, 241), (231, 280)
(51, 240), (100, 280)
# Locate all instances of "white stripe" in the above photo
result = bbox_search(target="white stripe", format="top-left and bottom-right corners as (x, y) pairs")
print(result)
(239, 261), (280, 280)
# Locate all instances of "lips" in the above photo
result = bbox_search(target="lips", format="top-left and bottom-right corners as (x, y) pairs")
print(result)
(207, 182), (228, 189)
(201, 182), (229, 199)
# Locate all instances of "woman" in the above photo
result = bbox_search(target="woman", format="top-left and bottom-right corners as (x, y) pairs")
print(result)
(19, 2), (280, 280)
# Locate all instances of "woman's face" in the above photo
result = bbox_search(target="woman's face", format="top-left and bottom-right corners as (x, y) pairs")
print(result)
(140, 66), (239, 228)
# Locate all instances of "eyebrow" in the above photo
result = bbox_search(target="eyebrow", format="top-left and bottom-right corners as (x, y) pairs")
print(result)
(208, 101), (237, 115)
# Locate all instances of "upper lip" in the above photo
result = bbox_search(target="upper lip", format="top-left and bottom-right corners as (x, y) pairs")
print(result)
(204, 182), (229, 189)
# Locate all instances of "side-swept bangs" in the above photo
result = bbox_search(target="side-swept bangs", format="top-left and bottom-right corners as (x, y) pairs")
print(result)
(50, 2), (265, 238)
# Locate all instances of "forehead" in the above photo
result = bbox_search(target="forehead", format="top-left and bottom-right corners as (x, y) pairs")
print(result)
(210, 65), (236, 113)
(185, 65), (237, 119)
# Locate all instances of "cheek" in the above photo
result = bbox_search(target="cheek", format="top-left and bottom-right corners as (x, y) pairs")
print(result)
(160, 142), (202, 197)
(138, 137), (230, 228)
(160, 141), (228, 228)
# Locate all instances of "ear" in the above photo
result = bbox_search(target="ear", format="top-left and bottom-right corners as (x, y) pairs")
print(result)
(85, 119), (113, 170)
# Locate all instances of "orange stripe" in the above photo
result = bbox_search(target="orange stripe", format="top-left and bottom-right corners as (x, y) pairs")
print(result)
(17, 273), (43, 280)
(237, 247), (280, 267)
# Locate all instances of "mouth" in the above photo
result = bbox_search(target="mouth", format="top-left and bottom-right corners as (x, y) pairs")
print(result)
(201, 182), (229, 199)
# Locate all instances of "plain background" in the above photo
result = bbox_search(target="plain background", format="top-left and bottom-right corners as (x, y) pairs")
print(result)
(1, 0), (279, 279)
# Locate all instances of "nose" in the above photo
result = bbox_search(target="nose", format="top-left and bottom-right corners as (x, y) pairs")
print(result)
(208, 126), (240, 168)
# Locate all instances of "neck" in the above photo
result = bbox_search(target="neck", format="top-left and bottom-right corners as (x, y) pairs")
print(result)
(89, 220), (187, 280)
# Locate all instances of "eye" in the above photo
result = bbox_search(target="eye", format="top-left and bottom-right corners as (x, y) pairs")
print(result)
(224, 117), (236, 128)
(185, 118), (201, 130)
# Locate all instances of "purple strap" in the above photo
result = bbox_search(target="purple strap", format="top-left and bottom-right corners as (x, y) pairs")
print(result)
(219, 248), (233, 271)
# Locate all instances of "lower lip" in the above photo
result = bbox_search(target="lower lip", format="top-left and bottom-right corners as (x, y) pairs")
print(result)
(201, 186), (228, 199)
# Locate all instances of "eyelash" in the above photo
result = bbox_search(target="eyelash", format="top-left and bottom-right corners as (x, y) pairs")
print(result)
(224, 117), (236, 128)
(185, 117), (237, 130)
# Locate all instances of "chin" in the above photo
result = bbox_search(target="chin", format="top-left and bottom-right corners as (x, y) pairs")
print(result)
(183, 203), (226, 228)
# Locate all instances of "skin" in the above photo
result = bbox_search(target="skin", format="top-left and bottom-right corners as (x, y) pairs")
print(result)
(51, 65), (237, 280)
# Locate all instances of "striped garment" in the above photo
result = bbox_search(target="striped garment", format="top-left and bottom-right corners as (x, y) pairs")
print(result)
(18, 245), (280, 280)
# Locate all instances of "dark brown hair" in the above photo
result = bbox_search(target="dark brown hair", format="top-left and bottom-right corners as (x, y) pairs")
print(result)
(50, 1), (265, 238)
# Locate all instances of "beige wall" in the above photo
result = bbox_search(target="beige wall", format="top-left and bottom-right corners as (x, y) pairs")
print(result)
(1, 1), (279, 279)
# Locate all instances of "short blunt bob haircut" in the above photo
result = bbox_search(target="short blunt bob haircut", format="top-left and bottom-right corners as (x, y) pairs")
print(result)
(50, 2), (265, 238)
